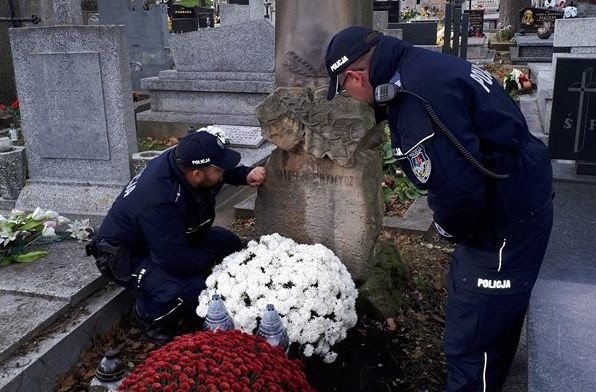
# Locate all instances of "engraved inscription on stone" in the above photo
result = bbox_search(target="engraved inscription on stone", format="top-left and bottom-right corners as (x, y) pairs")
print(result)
(273, 169), (357, 187)
(32, 52), (110, 160)
(214, 124), (265, 148)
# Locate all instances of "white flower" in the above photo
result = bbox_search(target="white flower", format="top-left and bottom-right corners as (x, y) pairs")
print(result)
(57, 216), (71, 225)
(197, 233), (358, 362)
(41, 222), (57, 237)
(564, 6), (577, 18)
(66, 219), (93, 241)
(44, 210), (59, 220)
(198, 125), (230, 145)
(30, 207), (46, 221)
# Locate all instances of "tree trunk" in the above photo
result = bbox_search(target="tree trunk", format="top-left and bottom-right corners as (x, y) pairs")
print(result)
(499, 0), (532, 32)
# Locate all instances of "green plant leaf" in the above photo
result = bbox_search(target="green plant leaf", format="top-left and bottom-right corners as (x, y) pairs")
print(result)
(14, 251), (48, 263)
(19, 220), (43, 232)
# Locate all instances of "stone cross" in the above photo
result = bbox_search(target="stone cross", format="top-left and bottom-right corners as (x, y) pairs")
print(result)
(255, 0), (383, 281)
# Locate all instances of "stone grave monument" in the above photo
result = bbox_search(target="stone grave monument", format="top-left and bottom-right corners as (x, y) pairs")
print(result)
(511, 6), (564, 63)
(255, 0), (384, 281)
(137, 19), (274, 133)
(530, 17), (596, 135)
(98, 0), (171, 91)
(9, 25), (137, 220)
(220, 0), (275, 26)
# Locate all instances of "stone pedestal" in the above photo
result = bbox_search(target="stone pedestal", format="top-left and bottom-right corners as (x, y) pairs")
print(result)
(255, 87), (384, 281)
(137, 20), (274, 129)
(510, 35), (554, 64)
(0, 146), (26, 201)
(256, 149), (383, 281)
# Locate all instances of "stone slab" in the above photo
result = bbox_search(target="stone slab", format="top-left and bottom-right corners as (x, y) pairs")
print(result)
(157, 70), (275, 82)
(554, 17), (596, 48)
(0, 293), (68, 364)
(382, 196), (434, 234)
(551, 161), (596, 185)
(141, 76), (274, 93)
(219, 3), (250, 26)
(137, 110), (262, 128)
(0, 241), (103, 303)
(213, 124), (264, 148)
(0, 146), (26, 200)
(168, 20), (274, 73)
(528, 181), (596, 391)
(0, 286), (133, 392)
(16, 182), (123, 225)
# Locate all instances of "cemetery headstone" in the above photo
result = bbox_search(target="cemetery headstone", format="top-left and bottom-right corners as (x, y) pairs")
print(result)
(373, 1), (400, 23)
(9, 25), (137, 219)
(256, 0), (383, 280)
(388, 21), (438, 45)
(519, 6), (563, 33)
(465, 9), (485, 36)
(169, 4), (198, 33)
(98, 0), (171, 91)
(137, 19), (274, 131)
(548, 58), (596, 163)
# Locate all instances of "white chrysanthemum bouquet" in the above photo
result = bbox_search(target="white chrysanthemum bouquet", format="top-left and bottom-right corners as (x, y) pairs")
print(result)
(196, 233), (358, 363)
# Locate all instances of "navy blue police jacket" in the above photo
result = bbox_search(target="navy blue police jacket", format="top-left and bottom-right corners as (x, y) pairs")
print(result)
(96, 149), (251, 276)
(369, 36), (553, 245)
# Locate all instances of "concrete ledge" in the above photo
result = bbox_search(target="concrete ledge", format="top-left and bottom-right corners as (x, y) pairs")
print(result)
(0, 286), (133, 392)
(137, 110), (261, 127)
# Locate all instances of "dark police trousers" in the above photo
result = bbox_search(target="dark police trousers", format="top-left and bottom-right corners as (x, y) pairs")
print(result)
(445, 200), (553, 391)
(134, 227), (242, 324)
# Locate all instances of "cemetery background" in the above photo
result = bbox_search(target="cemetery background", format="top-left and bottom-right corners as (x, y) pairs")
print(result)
(1, 0), (596, 391)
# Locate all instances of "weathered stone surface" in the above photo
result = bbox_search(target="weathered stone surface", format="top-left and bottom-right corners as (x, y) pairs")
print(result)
(254, 148), (384, 281)
(132, 150), (163, 176)
(168, 20), (274, 73)
(219, 3), (250, 26)
(23, 0), (83, 26)
(0, 146), (26, 200)
(257, 87), (382, 167)
(554, 17), (596, 49)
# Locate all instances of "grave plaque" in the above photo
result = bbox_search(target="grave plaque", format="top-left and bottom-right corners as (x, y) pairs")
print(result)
(549, 58), (596, 162)
(465, 9), (484, 37)
(519, 7), (563, 33)
(213, 124), (265, 148)
(373, 1), (400, 23)
(169, 4), (198, 33)
(32, 52), (109, 160)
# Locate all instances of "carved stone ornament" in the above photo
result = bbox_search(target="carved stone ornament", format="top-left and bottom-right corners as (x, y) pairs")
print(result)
(257, 87), (384, 167)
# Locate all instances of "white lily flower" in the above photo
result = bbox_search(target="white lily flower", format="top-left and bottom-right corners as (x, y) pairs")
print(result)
(44, 210), (59, 220)
(31, 207), (46, 221)
(41, 223), (57, 237)
(57, 216), (71, 225)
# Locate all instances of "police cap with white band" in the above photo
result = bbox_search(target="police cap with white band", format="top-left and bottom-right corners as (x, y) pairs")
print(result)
(325, 26), (382, 101)
(174, 131), (240, 170)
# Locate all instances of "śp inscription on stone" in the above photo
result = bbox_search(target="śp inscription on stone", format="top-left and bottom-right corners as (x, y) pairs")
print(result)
(32, 52), (109, 160)
(549, 58), (596, 162)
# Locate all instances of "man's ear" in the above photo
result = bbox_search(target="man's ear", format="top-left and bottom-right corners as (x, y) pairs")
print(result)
(192, 169), (204, 183)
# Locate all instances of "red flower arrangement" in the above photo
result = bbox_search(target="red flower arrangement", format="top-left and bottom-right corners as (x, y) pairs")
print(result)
(118, 330), (315, 392)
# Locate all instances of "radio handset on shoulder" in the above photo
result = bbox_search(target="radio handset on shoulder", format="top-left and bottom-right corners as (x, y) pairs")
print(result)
(374, 83), (509, 180)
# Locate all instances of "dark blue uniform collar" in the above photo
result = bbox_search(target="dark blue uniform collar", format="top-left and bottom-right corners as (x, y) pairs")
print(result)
(368, 36), (412, 90)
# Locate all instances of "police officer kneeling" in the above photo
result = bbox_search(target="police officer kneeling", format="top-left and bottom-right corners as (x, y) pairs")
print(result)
(88, 131), (266, 344)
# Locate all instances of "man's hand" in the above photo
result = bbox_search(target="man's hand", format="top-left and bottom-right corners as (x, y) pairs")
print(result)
(246, 167), (266, 187)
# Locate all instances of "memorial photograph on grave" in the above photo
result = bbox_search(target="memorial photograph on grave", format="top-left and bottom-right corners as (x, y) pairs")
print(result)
(549, 58), (596, 162)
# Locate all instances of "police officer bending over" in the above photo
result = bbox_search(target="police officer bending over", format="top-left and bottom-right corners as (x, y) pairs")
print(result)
(88, 131), (266, 344)
(325, 26), (553, 391)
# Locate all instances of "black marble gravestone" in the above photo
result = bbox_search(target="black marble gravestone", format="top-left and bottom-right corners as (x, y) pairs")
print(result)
(549, 58), (596, 164)
(519, 7), (564, 33)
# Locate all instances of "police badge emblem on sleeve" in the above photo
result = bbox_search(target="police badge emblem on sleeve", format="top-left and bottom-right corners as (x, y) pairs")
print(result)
(407, 145), (431, 183)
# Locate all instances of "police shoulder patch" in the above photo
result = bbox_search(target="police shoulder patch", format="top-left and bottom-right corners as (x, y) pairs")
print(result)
(407, 145), (431, 183)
